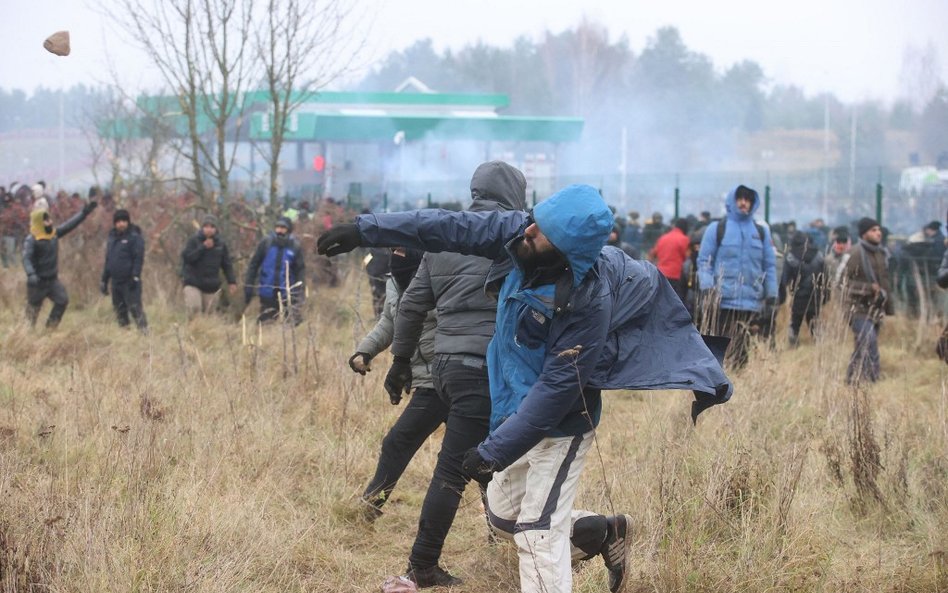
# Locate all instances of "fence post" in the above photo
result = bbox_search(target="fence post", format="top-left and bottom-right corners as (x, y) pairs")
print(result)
(875, 167), (883, 224)
(674, 174), (680, 220)
(427, 192), (432, 208)
(764, 184), (771, 224)
(383, 192), (388, 212)
(532, 189), (537, 208)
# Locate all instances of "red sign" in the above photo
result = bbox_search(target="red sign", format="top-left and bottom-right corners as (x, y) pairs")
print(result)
(313, 155), (325, 172)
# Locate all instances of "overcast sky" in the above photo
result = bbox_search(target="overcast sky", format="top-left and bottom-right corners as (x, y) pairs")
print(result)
(3, 0), (947, 104)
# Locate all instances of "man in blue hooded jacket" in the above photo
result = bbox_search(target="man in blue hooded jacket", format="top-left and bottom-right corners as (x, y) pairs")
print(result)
(696, 185), (778, 368)
(318, 184), (732, 593)
(244, 217), (305, 325)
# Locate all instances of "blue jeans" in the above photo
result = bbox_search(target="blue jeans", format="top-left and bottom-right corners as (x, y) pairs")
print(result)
(847, 315), (880, 384)
(409, 354), (491, 569)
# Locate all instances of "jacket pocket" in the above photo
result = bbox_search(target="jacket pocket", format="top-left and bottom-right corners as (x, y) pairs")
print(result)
(514, 305), (551, 349)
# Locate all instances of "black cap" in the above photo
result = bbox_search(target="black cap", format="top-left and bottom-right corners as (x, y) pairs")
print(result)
(113, 209), (131, 224)
(857, 217), (880, 237)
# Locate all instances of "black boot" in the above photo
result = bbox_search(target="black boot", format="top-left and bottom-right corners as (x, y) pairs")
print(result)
(405, 564), (463, 588)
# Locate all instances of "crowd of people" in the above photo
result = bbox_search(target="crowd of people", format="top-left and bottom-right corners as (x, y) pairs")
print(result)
(2, 167), (946, 593)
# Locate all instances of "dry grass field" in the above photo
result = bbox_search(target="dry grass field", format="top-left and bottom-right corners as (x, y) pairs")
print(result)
(0, 254), (946, 593)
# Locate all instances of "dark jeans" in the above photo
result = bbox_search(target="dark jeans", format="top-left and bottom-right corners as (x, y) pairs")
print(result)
(111, 280), (148, 331)
(847, 315), (880, 385)
(789, 298), (820, 336)
(363, 387), (449, 507)
(409, 354), (492, 569)
(713, 308), (758, 369)
(26, 278), (68, 328)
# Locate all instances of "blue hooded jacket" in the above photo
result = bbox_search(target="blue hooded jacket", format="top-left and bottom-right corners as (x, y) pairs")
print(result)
(355, 185), (732, 469)
(696, 185), (777, 312)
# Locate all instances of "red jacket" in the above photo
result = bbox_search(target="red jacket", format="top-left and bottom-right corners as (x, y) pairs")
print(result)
(650, 227), (690, 280)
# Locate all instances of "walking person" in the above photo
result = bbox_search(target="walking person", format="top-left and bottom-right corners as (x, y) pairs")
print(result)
(696, 185), (778, 368)
(650, 218), (691, 303)
(243, 217), (305, 325)
(180, 214), (237, 317)
(779, 232), (827, 346)
(318, 183), (733, 593)
(22, 201), (98, 328)
(347, 247), (444, 521)
(100, 209), (148, 333)
(842, 218), (893, 385)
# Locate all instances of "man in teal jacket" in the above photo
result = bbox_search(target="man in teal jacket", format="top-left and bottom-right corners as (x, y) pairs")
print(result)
(318, 184), (732, 593)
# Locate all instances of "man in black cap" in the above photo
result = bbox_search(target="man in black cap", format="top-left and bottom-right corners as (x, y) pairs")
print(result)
(180, 214), (238, 317)
(243, 217), (305, 325)
(841, 217), (893, 385)
(101, 209), (148, 332)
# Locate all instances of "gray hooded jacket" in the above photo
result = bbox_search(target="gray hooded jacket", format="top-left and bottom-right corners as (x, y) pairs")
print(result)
(390, 161), (527, 359)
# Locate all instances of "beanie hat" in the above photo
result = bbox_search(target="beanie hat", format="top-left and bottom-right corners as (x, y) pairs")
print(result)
(275, 216), (293, 233)
(857, 217), (879, 237)
(201, 214), (218, 227)
(925, 220), (941, 232)
(113, 209), (131, 224)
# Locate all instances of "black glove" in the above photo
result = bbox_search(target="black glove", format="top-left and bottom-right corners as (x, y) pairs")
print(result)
(27, 274), (39, 287)
(762, 296), (777, 319)
(100, 279), (109, 295)
(348, 352), (372, 375)
(244, 286), (254, 303)
(82, 200), (98, 215)
(462, 447), (496, 486)
(383, 355), (413, 405)
(316, 224), (362, 256)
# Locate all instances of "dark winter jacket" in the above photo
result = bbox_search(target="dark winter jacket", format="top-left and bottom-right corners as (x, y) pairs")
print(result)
(244, 232), (305, 298)
(354, 184), (732, 470)
(843, 239), (893, 320)
(23, 207), (93, 280)
(938, 248), (948, 290)
(102, 224), (145, 284)
(180, 232), (237, 292)
(390, 161), (527, 360)
(779, 236), (826, 310)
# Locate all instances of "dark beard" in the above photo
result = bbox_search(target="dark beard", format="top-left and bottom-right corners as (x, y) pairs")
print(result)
(513, 237), (567, 287)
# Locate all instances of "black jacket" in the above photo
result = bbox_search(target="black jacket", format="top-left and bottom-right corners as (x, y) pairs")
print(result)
(390, 161), (527, 359)
(180, 232), (237, 292)
(779, 245), (826, 308)
(23, 209), (91, 280)
(102, 225), (145, 284)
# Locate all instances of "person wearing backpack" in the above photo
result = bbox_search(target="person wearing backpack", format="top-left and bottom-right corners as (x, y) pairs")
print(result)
(696, 185), (777, 368)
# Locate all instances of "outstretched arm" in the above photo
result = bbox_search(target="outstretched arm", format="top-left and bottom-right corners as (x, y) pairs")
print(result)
(319, 208), (527, 259)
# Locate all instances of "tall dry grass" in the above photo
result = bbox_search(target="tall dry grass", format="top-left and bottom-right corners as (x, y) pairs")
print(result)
(0, 252), (946, 592)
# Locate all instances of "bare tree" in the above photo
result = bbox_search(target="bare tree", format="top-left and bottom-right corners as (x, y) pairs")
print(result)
(254, 0), (367, 219)
(106, 0), (257, 206)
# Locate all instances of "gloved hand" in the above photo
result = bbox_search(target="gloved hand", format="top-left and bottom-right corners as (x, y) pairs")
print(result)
(462, 447), (497, 486)
(762, 296), (777, 319)
(100, 279), (109, 295)
(82, 200), (98, 215)
(244, 286), (254, 303)
(27, 274), (39, 287)
(316, 224), (362, 256)
(383, 355), (413, 405)
(348, 352), (372, 375)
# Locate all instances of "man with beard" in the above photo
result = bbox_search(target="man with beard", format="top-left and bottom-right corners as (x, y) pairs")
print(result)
(842, 217), (894, 384)
(180, 215), (237, 317)
(318, 183), (732, 593)
(243, 217), (305, 325)
(23, 200), (98, 328)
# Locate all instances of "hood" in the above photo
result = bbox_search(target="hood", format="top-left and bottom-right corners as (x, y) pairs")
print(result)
(725, 184), (760, 222)
(468, 161), (527, 213)
(29, 209), (55, 240)
(532, 184), (613, 287)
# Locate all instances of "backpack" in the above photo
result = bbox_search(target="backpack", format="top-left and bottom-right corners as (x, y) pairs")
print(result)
(715, 217), (767, 247)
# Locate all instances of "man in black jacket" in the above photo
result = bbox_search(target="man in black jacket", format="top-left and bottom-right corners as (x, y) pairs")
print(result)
(101, 209), (148, 332)
(23, 201), (98, 328)
(180, 214), (237, 317)
(778, 232), (827, 346)
(380, 161), (527, 588)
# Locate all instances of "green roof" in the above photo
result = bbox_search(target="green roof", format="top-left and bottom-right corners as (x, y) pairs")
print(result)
(250, 112), (582, 142)
(242, 90), (509, 108)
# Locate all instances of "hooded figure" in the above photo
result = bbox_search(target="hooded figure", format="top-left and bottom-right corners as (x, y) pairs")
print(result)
(23, 200), (98, 328)
(318, 182), (732, 593)
(695, 184), (777, 367)
(779, 231), (827, 345)
(101, 209), (148, 332)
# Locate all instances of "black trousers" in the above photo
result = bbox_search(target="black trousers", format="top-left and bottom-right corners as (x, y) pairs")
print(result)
(363, 387), (449, 507)
(713, 308), (758, 369)
(111, 280), (148, 331)
(26, 278), (68, 328)
(409, 354), (492, 569)
(258, 290), (303, 325)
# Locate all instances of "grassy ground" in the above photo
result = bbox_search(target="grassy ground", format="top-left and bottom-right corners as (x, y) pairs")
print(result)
(0, 259), (946, 593)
